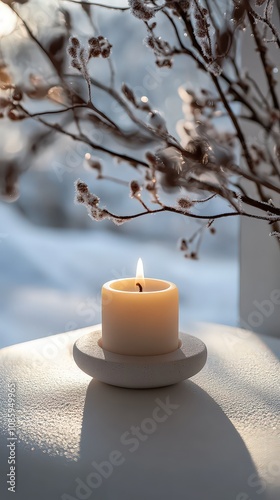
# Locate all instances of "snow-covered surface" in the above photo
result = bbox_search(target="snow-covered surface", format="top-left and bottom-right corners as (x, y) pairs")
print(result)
(0, 202), (238, 348)
(0, 323), (279, 499)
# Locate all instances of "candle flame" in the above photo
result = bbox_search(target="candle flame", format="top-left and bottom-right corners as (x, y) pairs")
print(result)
(136, 258), (144, 280)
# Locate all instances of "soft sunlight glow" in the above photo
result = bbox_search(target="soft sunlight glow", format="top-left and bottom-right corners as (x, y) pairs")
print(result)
(4, 130), (24, 154)
(136, 258), (144, 280)
(178, 85), (192, 104)
(0, 3), (17, 37)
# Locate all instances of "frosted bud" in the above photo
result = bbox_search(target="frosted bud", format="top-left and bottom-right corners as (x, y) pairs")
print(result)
(130, 180), (141, 197)
(149, 110), (167, 133)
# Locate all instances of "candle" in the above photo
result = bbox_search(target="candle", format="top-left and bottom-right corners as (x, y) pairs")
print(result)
(101, 259), (179, 356)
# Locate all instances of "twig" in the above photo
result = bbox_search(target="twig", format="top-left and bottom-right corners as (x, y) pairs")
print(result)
(104, 204), (279, 223)
(249, 4), (280, 49)
(18, 103), (149, 168)
(247, 4), (280, 112)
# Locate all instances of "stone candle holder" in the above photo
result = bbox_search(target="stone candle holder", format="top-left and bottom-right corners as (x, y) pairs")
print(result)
(73, 326), (207, 389)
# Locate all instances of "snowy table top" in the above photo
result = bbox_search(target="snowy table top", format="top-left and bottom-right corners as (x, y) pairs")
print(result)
(0, 323), (279, 500)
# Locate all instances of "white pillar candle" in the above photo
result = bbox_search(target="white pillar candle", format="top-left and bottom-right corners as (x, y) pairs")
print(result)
(101, 259), (179, 356)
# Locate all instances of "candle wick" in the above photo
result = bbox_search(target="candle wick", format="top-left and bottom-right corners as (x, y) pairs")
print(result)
(136, 282), (143, 292)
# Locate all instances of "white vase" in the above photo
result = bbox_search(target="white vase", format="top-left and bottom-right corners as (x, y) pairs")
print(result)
(240, 216), (280, 338)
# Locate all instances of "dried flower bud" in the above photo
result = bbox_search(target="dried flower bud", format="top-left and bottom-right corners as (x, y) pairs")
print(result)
(99, 37), (112, 58)
(7, 108), (25, 121)
(76, 194), (84, 204)
(88, 194), (100, 206)
(75, 180), (101, 215)
(177, 198), (192, 210)
(139, 99), (151, 112)
(196, 30), (206, 39)
(130, 180), (141, 197)
(12, 88), (23, 102)
(180, 239), (188, 251)
(68, 46), (77, 58)
(156, 58), (173, 68)
(207, 61), (222, 77)
(113, 218), (127, 226)
(145, 36), (155, 49)
(145, 182), (156, 191)
(190, 252), (198, 260)
(129, 0), (155, 21)
(88, 37), (101, 58)
(88, 36), (111, 59)
(89, 47), (101, 58)
(85, 154), (102, 175)
(89, 37), (99, 47)
(122, 83), (137, 106)
(88, 206), (108, 221)
(76, 180), (89, 194)
(149, 110), (167, 133)
(71, 37), (80, 48)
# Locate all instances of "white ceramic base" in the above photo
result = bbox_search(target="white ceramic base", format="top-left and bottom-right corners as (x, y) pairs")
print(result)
(73, 330), (207, 388)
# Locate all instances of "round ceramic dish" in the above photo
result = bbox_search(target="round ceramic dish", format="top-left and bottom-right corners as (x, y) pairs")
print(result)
(73, 330), (207, 389)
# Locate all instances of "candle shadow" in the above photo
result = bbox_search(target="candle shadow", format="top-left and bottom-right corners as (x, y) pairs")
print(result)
(78, 379), (265, 500)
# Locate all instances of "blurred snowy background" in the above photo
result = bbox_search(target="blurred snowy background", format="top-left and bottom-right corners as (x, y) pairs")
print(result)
(0, 0), (238, 348)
